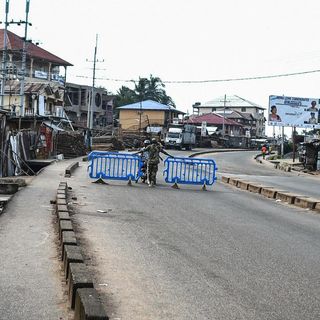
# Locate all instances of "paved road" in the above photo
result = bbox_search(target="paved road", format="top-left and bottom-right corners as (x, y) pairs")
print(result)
(69, 152), (320, 320)
(0, 160), (74, 320)
(204, 150), (320, 199)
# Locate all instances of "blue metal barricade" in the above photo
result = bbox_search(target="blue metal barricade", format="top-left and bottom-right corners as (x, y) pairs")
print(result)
(163, 157), (217, 186)
(88, 151), (143, 181)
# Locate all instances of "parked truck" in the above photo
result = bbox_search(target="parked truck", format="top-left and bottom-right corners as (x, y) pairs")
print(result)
(164, 124), (196, 150)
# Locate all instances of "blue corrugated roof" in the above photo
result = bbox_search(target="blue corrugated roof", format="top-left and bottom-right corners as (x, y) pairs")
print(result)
(118, 100), (184, 113)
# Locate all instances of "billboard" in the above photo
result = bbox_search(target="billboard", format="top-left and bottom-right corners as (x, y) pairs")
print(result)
(268, 95), (320, 128)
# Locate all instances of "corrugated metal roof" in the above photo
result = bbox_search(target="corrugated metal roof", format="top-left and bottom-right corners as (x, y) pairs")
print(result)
(4, 81), (63, 96)
(187, 113), (243, 126)
(0, 29), (72, 66)
(118, 100), (184, 113)
(201, 95), (265, 110)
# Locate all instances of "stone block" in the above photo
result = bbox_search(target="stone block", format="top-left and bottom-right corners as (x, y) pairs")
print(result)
(57, 204), (68, 212)
(276, 192), (299, 204)
(68, 263), (94, 309)
(248, 184), (262, 194)
(74, 288), (108, 320)
(57, 199), (67, 206)
(65, 162), (79, 177)
(237, 180), (250, 190)
(314, 202), (320, 213)
(221, 176), (230, 183)
(59, 220), (73, 239)
(260, 187), (277, 199)
(58, 211), (71, 221)
(61, 231), (77, 259)
(229, 178), (239, 186)
(57, 193), (67, 200)
(63, 245), (84, 277)
(294, 196), (318, 209)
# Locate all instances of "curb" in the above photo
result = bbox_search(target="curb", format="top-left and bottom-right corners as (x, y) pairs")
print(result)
(189, 148), (250, 158)
(54, 181), (108, 319)
(65, 162), (80, 178)
(220, 175), (320, 214)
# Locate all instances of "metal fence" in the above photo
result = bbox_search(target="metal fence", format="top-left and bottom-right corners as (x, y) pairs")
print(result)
(163, 157), (217, 186)
(88, 151), (142, 181)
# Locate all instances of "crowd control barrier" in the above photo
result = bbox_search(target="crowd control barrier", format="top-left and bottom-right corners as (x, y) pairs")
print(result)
(88, 151), (143, 182)
(163, 157), (217, 187)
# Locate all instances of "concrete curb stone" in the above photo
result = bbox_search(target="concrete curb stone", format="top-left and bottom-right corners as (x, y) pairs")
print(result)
(229, 178), (239, 187)
(248, 184), (262, 194)
(276, 192), (301, 204)
(74, 288), (109, 320)
(57, 198), (67, 205)
(237, 180), (250, 190)
(294, 196), (320, 209)
(55, 181), (108, 318)
(68, 263), (94, 309)
(221, 176), (230, 183)
(58, 211), (71, 221)
(61, 231), (77, 259)
(63, 245), (84, 279)
(65, 162), (79, 178)
(260, 187), (278, 199)
(58, 204), (69, 212)
(59, 220), (74, 239)
(57, 193), (67, 200)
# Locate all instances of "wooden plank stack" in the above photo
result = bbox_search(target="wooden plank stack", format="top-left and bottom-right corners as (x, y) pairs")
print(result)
(56, 132), (87, 159)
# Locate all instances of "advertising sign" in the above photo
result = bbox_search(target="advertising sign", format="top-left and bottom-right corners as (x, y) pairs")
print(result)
(34, 70), (48, 79)
(268, 95), (320, 128)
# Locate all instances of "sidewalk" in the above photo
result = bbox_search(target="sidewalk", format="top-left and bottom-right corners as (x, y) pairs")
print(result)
(0, 159), (76, 320)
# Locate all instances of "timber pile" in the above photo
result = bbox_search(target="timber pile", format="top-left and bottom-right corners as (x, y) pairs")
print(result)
(92, 136), (124, 151)
(121, 131), (149, 148)
(56, 132), (87, 159)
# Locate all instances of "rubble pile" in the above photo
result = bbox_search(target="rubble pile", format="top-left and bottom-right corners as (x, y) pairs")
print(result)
(56, 132), (87, 158)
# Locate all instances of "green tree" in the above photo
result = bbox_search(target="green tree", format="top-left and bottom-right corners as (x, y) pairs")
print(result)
(114, 75), (175, 117)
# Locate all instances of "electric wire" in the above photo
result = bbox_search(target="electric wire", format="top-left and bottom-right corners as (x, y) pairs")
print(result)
(73, 68), (320, 84)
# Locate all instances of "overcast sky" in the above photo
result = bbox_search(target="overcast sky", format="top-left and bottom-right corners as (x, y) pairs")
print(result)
(6, 0), (320, 135)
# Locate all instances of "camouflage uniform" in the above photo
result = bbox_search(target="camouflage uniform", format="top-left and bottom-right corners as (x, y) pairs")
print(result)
(145, 143), (161, 185)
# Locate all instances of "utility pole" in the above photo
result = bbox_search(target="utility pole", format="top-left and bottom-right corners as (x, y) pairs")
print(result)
(86, 34), (103, 149)
(220, 94), (230, 140)
(222, 94), (226, 138)
(0, 0), (9, 109)
(19, 0), (31, 118)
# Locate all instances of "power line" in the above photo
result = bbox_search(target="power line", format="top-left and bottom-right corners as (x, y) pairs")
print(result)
(73, 68), (320, 84)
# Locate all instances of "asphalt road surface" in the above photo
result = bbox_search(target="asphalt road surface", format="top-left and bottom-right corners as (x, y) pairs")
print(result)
(204, 150), (320, 199)
(69, 151), (320, 320)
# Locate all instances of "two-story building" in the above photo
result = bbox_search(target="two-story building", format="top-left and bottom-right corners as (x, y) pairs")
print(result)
(193, 95), (266, 137)
(64, 83), (115, 128)
(0, 29), (72, 118)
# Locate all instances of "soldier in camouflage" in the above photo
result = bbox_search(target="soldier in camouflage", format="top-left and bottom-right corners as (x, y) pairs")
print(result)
(143, 138), (173, 187)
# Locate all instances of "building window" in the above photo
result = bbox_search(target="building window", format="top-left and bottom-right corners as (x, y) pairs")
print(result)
(95, 93), (101, 107)
(241, 107), (246, 112)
